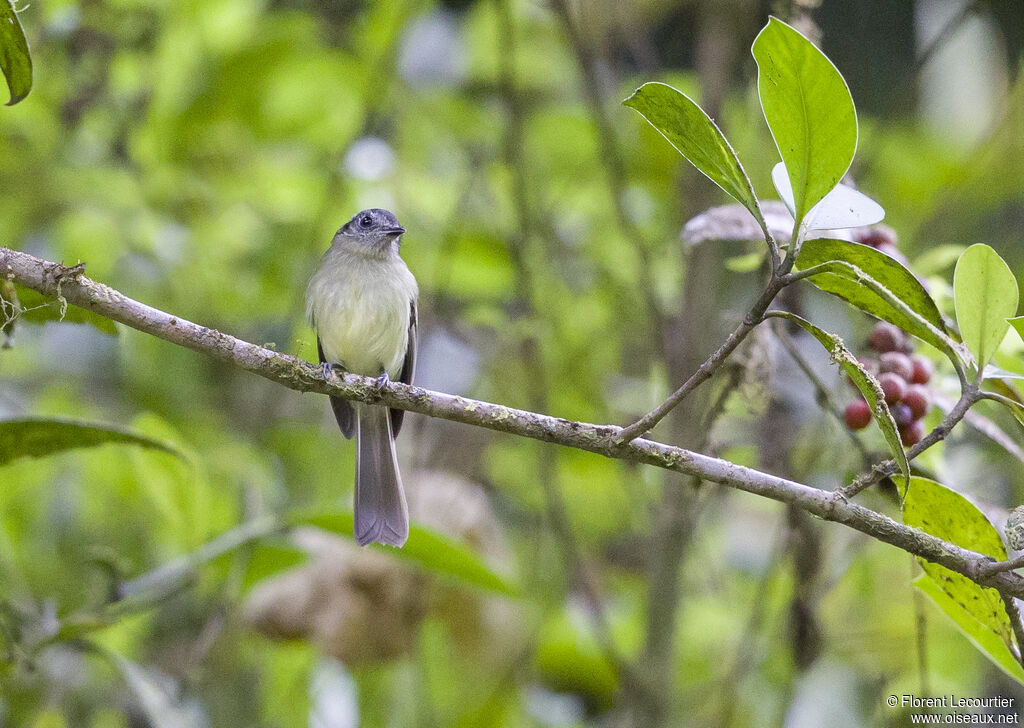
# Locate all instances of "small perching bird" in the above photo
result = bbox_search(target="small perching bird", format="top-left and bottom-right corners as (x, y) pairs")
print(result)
(305, 209), (419, 547)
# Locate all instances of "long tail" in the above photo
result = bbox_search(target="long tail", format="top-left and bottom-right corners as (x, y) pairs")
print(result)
(354, 402), (409, 547)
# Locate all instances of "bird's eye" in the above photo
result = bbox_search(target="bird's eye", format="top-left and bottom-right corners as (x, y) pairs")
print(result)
(359, 215), (373, 228)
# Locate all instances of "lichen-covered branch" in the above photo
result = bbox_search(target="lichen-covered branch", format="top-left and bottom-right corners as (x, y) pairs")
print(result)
(3, 244), (1024, 599)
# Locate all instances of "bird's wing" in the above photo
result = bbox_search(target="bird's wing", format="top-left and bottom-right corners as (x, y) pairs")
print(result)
(319, 337), (355, 439)
(390, 300), (417, 438)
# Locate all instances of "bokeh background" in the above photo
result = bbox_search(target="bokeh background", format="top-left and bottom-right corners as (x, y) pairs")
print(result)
(2, 0), (1024, 726)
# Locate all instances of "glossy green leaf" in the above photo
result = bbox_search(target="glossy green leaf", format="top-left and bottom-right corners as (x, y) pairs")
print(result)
(903, 476), (1022, 681)
(623, 82), (764, 229)
(12, 285), (118, 334)
(752, 17), (857, 225)
(0, 417), (184, 467)
(914, 574), (1024, 684)
(797, 237), (953, 356)
(954, 244), (1018, 370)
(291, 510), (517, 596)
(0, 0), (31, 105)
(769, 311), (908, 487)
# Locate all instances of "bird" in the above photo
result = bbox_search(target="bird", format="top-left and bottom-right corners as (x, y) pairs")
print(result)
(305, 208), (418, 547)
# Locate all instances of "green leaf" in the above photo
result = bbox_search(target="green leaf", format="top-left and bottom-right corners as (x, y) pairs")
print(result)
(982, 379), (1024, 429)
(0, 417), (184, 467)
(241, 542), (308, 591)
(752, 17), (857, 226)
(1006, 317), (1024, 363)
(623, 82), (764, 229)
(724, 251), (765, 273)
(535, 609), (618, 710)
(903, 476), (1022, 683)
(13, 285), (118, 334)
(954, 244), (1019, 370)
(0, 0), (31, 105)
(796, 238), (953, 355)
(291, 510), (517, 596)
(914, 574), (1024, 684)
(769, 311), (908, 487)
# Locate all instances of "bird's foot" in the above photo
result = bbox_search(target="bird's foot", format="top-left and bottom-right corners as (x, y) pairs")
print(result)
(373, 371), (391, 392)
(322, 361), (349, 380)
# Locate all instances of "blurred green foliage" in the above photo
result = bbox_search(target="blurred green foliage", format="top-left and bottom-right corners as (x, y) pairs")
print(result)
(2, 0), (1024, 726)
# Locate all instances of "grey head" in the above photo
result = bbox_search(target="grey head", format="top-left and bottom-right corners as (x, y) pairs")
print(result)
(334, 208), (406, 254)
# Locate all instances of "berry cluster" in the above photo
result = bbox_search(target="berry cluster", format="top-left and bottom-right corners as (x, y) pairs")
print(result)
(844, 321), (934, 446)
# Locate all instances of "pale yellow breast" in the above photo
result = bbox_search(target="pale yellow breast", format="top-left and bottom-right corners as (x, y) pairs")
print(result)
(306, 248), (417, 377)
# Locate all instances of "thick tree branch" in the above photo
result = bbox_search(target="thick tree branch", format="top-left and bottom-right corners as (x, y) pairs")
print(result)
(4, 245), (1024, 599)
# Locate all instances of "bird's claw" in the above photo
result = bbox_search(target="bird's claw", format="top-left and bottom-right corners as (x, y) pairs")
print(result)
(373, 371), (391, 392)
(321, 361), (335, 379)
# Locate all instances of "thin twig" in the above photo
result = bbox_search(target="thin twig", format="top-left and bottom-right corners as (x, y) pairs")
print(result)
(718, 526), (786, 725)
(119, 516), (279, 598)
(1001, 593), (1024, 668)
(494, 0), (634, 682)
(838, 386), (981, 498)
(773, 321), (871, 462)
(783, 262), (968, 389)
(912, 556), (931, 696)
(43, 517), (280, 647)
(976, 554), (1024, 579)
(548, 0), (667, 358)
(617, 276), (785, 443)
(979, 390), (1024, 412)
(639, 364), (743, 718)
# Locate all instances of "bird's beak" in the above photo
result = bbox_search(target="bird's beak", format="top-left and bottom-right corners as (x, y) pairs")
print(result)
(383, 226), (406, 236)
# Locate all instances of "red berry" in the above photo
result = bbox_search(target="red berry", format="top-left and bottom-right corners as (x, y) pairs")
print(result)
(900, 420), (925, 446)
(854, 224), (898, 248)
(902, 384), (931, 419)
(868, 322), (907, 354)
(878, 372), (906, 404)
(910, 355), (933, 384)
(879, 352), (914, 381)
(890, 402), (914, 428)
(845, 399), (872, 430)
